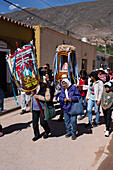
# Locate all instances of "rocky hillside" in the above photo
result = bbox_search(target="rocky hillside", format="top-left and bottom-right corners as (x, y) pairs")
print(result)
(2, 0), (113, 39)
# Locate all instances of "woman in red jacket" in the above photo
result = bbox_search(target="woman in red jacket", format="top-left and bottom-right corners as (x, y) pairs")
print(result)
(77, 70), (88, 120)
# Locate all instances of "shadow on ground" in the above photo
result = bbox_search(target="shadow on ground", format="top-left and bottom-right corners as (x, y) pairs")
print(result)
(77, 123), (93, 137)
(48, 119), (66, 137)
(3, 121), (32, 135)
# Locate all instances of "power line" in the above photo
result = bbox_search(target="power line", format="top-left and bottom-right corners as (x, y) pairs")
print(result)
(3, 0), (72, 33)
(3, 0), (82, 38)
(40, 0), (69, 18)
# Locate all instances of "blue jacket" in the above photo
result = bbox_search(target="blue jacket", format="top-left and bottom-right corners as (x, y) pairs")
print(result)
(59, 85), (81, 113)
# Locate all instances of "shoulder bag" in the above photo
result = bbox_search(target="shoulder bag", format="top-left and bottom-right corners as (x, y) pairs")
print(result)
(44, 97), (56, 120)
(70, 97), (84, 116)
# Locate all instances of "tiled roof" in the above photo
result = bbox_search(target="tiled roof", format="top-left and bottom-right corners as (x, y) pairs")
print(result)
(0, 15), (33, 29)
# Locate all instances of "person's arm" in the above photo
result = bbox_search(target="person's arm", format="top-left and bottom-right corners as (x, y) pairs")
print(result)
(86, 85), (90, 100)
(59, 89), (65, 103)
(101, 92), (104, 108)
(34, 87), (51, 102)
(98, 81), (104, 101)
(71, 86), (81, 102)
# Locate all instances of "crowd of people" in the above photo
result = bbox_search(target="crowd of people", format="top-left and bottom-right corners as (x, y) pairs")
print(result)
(0, 63), (113, 141)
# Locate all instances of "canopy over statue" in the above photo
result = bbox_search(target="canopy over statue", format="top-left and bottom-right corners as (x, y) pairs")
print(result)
(56, 44), (76, 53)
(7, 44), (39, 92)
(53, 44), (79, 83)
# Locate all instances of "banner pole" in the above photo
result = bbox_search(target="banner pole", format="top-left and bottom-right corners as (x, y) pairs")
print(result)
(33, 91), (45, 118)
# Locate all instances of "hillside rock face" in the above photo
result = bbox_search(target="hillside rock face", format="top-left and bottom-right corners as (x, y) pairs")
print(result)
(2, 0), (113, 39)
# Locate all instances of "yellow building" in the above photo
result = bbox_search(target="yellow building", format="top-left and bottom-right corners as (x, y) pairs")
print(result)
(0, 15), (34, 96)
(0, 16), (96, 96)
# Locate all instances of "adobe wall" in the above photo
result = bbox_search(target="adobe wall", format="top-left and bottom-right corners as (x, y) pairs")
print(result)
(39, 26), (96, 73)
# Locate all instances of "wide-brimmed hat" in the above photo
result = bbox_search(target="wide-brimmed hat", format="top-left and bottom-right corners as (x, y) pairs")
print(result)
(104, 82), (112, 87)
(110, 79), (113, 83)
(99, 68), (105, 72)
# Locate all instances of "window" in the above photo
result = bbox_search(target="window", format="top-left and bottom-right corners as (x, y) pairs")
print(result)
(93, 60), (95, 70)
(82, 59), (87, 71)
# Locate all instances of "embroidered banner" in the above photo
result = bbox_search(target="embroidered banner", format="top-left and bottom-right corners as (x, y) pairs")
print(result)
(7, 44), (39, 92)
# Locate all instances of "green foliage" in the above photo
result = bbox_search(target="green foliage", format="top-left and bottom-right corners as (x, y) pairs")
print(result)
(97, 44), (113, 55)
(96, 45), (105, 53)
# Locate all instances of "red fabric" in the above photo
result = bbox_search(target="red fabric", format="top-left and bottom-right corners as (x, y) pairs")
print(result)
(109, 74), (113, 80)
(79, 78), (87, 97)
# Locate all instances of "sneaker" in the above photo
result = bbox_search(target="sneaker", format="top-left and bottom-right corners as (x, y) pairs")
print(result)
(72, 135), (77, 140)
(105, 130), (109, 137)
(20, 110), (26, 115)
(65, 133), (72, 138)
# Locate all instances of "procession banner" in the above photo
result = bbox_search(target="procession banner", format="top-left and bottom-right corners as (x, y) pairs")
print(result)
(7, 44), (39, 92)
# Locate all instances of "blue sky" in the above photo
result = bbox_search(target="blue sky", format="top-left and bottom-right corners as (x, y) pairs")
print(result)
(0, 0), (95, 14)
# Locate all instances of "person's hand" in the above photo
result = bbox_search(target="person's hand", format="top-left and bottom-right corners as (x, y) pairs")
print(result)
(68, 98), (72, 102)
(96, 101), (100, 106)
(85, 98), (88, 103)
(34, 94), (39, 99)
(64, 98), (67, 102)
(77, 85), (82, 88)
(103, 106), (106, 110)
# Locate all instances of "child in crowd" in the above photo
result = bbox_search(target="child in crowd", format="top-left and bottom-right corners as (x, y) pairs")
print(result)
(101, 82), (113, 137)
(55, 74), (67, 121)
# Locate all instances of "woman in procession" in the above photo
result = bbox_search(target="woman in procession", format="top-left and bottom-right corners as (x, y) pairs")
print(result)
(59, 78), (81, 140)
(77, 69), (88, 120)
(85, 71), (103, 127)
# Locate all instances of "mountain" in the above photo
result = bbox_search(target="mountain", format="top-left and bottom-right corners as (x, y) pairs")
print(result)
(1, 0), (113, 39)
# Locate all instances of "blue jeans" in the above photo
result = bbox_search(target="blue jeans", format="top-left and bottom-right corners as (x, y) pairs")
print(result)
(79, 96), (86, 117)
(0, 99), (3, 112)
(87, 99), (100, 124)
(64, 113), (77, 135)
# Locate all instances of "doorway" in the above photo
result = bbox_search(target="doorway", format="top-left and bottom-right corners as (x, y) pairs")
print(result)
(0, 51), (7, 92)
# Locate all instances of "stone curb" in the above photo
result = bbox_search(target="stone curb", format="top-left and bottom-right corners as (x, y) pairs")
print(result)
(0, 106), (21, 116)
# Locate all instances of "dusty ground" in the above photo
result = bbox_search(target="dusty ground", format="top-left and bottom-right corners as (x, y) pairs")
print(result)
(0, 106), (113, 170)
